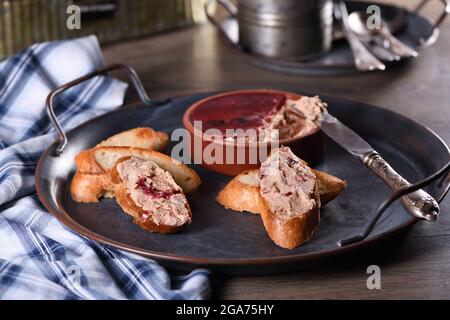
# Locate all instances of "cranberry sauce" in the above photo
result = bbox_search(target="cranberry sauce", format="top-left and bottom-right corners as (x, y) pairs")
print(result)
(189, 92), (287, 132)
(135, 177), (179, 200)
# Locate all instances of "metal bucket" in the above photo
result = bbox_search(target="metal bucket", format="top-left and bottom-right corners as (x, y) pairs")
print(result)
(205, 0), (334, 60)
(238, 0), (333, 60)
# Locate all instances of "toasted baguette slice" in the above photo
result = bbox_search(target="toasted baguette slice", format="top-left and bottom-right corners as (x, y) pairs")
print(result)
(258, 147), (321, 249)
(113, 157), (191, 233)
(216, 170), (261, 214)
(75, 127), (168, 174)
(216, 168), (346, 214)
(72, 128), (173, 203)
(312, 169), (347, 206)
(93, 146), (200, 193)
(70, 172), (115, 203)
(96, 127), (168, 151)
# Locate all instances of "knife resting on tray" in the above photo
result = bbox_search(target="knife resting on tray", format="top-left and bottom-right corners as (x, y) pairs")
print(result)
(318, 109), (439, 221)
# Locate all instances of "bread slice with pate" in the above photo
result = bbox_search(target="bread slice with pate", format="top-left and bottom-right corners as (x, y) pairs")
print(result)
(113, 156), (192, 233)
(257, 147), (321, 249)
(71, 127), (200, 204)
(216, 168), (346, 214)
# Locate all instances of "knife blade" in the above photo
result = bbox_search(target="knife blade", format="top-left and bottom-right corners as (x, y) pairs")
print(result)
(318, 109), (439, 221)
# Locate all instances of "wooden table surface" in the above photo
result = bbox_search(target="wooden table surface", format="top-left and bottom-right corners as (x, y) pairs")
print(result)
(103, 1), (450, 299)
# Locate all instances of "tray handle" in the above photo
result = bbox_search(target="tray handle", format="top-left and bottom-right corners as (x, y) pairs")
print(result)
(46, 63), (160, 156)
(339, 159), (450, 246)
(204, 0), (239, 45)
(414, 0), (450, 47)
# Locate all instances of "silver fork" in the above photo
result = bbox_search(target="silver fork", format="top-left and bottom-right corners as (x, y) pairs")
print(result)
(335, 2), (386, 71)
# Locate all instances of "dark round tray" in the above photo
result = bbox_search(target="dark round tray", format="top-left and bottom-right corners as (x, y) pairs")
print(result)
(36, 91), (450, 275)
(207, 0), (449, 75)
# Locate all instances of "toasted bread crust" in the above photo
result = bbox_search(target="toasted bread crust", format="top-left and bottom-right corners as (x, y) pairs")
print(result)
(75, 149), (104, 174)
(114, 183), (189, 233)
(259, 184), (321, 249)
(70, 172), (114, 203)
(216, 170), (260, 214)
(96, 127), (168, 152)
(311, 169), (347, 206)
(75, 127), (169, 175)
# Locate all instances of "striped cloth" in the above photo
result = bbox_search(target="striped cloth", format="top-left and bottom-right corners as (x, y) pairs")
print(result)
(0, 36), (210, 300)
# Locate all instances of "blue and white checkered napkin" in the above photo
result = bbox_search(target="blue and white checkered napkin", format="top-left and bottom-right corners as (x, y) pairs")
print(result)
(0, 36), (210, 300)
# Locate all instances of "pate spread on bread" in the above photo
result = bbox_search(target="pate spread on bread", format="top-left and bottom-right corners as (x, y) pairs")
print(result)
(259, 147), (318, 217)
(93, 146), (200, 193)
(71, 127), (170, 202)
(216, 168), (346, 215)
(216, 146), (346, 249)
(114, 157), (191, 232)
(70, 127), (199, 234)
(258, 147), (321, 249)
(71, 127), (200, 204)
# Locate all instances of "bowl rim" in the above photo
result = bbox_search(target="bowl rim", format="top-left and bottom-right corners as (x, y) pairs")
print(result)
(181, 89), (321, 148)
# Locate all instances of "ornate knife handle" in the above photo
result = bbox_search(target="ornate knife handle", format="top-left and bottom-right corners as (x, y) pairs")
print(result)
(363, 151), (439, 221)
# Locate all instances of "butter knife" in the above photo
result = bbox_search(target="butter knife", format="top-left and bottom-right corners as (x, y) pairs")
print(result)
(319, 109), (439, 221)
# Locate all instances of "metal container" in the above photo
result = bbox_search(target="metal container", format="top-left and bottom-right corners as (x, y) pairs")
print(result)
(238, 0), (333, 60)
(205, 0), (334, 60)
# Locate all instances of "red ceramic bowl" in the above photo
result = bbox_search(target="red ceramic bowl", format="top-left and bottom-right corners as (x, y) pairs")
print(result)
(182, 89), (326, 176)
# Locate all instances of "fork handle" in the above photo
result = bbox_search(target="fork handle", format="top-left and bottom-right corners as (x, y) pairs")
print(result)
(346, 34), (385, 71)
(337, 2), (385, 71)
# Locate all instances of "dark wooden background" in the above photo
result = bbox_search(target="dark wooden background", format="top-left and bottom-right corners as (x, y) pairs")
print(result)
(103, 1), (450, 299)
